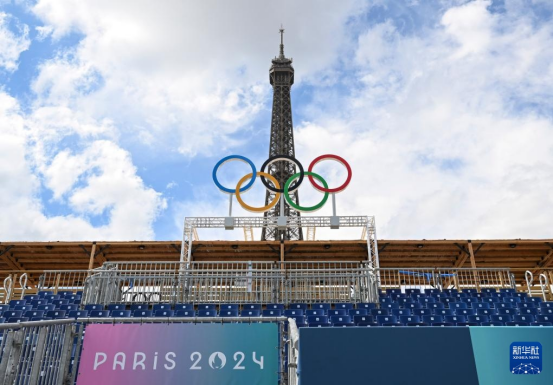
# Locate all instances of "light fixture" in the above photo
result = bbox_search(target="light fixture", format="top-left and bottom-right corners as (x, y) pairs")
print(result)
(45, 246), (53, 250)
(509, 243), (517, 249)
(231, 245), (239, 250)
(417, 244), (424, 249)
(324, 244), (331, 250)
(138, 245), (145, 250)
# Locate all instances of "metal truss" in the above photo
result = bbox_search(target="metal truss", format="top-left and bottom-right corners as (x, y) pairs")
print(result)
(180, 215), (380, 269)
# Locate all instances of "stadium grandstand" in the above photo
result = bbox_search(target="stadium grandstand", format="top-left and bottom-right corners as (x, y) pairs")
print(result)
(0, 30), (551, 386)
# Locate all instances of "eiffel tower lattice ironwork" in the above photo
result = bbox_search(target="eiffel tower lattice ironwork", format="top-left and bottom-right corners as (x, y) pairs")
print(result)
(261, 27), (303, 241)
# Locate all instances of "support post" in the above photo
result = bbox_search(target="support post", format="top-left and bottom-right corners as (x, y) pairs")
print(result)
(88, 242), (97, 271)
(467, 241), (480, 291)
(29, 328), (48, 384)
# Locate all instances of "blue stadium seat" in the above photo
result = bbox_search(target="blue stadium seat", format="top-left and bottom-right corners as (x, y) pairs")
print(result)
(330, 316), (353, 325)
(456, 308), (476, 316)
(491, 314), (512, 323)
(386, 289), (402, 295)
(24, 295), (39, 301)
(450, 302), (467, 310)
(52, 299), (69, 307)
(540, 302), (553, 309)
(540, 308), (553, 315)
(370, 309), (388, 316)
(60, 304), (78, 311)
(8, 317), (29, 323)
(266, 303), (285, 310)
(349, 309), (368, 317)
(198, 304), (217, 310)
(457, 322), (479, 326)
(405, 289), (421, 295)
(220, 310), (239, 317)
(284, 309), (304, 317)
(481, 322), (504, 326)
(404, 302), (423, 310)
(38, 290), (53, 297)
(174, 304), (194, 311)
(434, 309), (454, 316)
(31, 317), (51, 321)
(535, 315), (552, 323)
(444, 289), (458, 295)
(410, 293), (426, 300)
(423, 315), (444, 324)
(413, 308), (431, 316)
(89, 310), (109, 318)
(30, 300), (49, 308)
(262, 309), (282, 317)
(175, 310), (195, 317)
(531, 322), (553, 326)
(85, 304), (104, 311)
(311, 303), (331, 311)
(327, 309), (346, 316)
(24, 310), (45, 318)
(354, 315), (374, 325)
(307, 315), (329, 324)
(424, 289), (440, 295)
(502, 297), (521, 304)
(219, 304), (239, 311)
(43, 295), (60, 301)
(407, 322), (428, 327)
(468, 315), (489, 323)
(398, 298), (412, 305)
(133, 310), (153, 317)
(519, 308), (539, 315)
(419, 298), (438, 308)
(514, 292), (528, 298)
(334, 303), (354, 310)
(513, 315), (535, 323)
(499, 288), (516, 294)
(306, 309), (325, 316)
(3, 310), (22, 319)
(382, 322), (404, 327)
(68, 310), (89, 319)
(47, 310), (67, 319)
(506, 321), (529, 326)
(66, 295), (81, 302)
(432, 322), (453, 327)
(525, 297), (543, 304)
(155, 310), (174, 317)
(445, 315), (466, 324)
(289, 303), (308, 311)
(481, 288), (497, 295)
(440, 297), (457, 304)
(111, 310), (131, 317)
(500, 308), (516, 315)
(399, 315), (420, 324)
(153, 304), (172, 311)
(517, 302), (537, 309)
(464, 298), (478, 304)
(357, 303), (377, 310)
(58, 291), (74, 297)
(494, 302), (514, 310)
(108, 304), (128, 311)
(240, 309), (261, 317)
(428, 303), (445, 310)
(379, 297), (392, 304)
(14, 305), (32, 311)
(308, 323), (331, 327)
(37, 304), (56, 311)
(454, 293), (469, 299)
(376, 315), (397, 325)
(198, 310), (217, 317)
(391, 309), (411, 317)
(9, 300), (26, 308)
(463, 289), (477, 294)
(482, 297), (501, 304)
(382, 303), (400, 309)
(475, 308), (494, 316)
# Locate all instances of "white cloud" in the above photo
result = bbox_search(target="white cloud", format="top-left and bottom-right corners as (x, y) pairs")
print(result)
(0, 92), (166, 241)
(30, 0), (359, 156)
(0, 12), (30, 71)
(295, 1), (553, 240)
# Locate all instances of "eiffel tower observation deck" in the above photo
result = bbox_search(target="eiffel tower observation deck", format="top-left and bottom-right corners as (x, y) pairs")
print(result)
(261, 28), (303, 241)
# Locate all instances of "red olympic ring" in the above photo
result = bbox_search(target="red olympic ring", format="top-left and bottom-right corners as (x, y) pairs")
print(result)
(307, 154), (352, 193)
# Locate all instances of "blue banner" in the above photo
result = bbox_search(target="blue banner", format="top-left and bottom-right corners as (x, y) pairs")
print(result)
(298, 327), (553, 385)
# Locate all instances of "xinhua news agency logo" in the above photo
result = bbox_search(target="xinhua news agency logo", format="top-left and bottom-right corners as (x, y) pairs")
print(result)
(510, 342), (542, 375)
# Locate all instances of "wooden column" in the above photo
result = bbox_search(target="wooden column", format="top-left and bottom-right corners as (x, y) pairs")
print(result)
(88, 242), (97, 270)
(467, 241), (480, 291)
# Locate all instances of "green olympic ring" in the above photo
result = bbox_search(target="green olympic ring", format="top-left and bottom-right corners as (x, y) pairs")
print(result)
(284, 171), (329, 212)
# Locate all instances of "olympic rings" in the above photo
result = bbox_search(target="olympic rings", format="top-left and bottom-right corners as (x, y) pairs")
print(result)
(212, 155), (256, 194)
(260, 155), (304, 193)
(308, 154), (352, 193)
(235, 172), (281, 213)
(213, 153), (352, 213)
(284, 172), (329, 212)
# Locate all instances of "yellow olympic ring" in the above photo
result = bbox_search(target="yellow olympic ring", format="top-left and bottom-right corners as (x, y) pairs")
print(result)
(235, 172), (281, 213)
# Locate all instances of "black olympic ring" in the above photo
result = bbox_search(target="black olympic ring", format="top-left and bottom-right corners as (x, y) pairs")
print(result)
(260, 155), (304, 194)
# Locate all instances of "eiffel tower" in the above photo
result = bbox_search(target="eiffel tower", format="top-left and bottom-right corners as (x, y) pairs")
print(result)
(261, 28), (303, 241)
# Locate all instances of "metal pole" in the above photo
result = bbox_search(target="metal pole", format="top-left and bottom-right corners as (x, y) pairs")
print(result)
(29, 327), (48, 385)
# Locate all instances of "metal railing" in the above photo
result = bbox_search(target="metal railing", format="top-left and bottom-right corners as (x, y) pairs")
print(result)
(525, 269), (553, 301)
(377, 267), (515, 293)
(81, 261), (378, 306)
(287, 318), (299, 385)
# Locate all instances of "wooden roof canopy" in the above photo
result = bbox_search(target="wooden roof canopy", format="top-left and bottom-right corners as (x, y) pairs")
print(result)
(1, 239), (552, 272)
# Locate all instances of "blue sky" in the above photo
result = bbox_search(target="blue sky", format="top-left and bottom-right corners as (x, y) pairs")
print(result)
(1, 0), (552, 241)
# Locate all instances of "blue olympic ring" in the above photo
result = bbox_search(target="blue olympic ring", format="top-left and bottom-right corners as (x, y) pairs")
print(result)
(212, 155), (257, 194)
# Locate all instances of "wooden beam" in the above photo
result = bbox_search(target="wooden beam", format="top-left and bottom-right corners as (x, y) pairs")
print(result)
(88, 243), (97, 270)
(0, 246), (37, 286)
